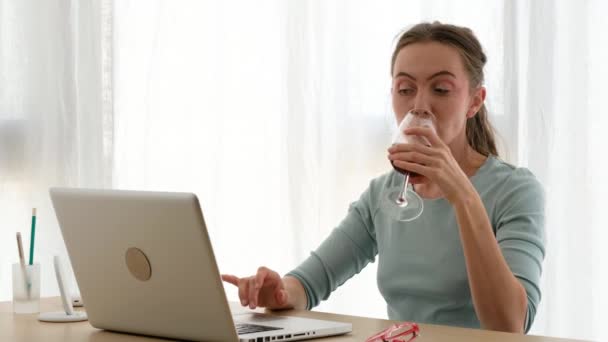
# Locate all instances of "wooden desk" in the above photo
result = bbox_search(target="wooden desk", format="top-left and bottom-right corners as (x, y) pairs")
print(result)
(0, 297), (588, 342)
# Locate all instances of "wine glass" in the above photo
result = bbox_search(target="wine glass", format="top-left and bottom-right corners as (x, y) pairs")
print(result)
(380, 109), (437, 221)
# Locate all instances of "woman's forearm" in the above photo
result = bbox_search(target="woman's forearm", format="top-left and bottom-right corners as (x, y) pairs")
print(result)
(453, 187), (527, 333)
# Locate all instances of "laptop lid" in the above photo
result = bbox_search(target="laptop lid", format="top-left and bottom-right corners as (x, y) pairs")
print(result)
(50, 187), (239, 341)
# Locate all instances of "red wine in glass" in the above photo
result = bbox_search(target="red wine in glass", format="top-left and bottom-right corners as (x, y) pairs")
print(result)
(380, 109), (437, 222)
(391, 161), (421, 177)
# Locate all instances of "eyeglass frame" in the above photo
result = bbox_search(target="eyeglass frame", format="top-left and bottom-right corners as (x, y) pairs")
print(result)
(365, 322), (420, 342)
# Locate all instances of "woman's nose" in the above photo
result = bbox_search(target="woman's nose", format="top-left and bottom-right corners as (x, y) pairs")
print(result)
(411, 108), (432, 116)
(413, 93), (432, 113)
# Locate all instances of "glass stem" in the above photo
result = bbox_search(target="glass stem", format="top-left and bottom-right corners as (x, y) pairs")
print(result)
(397, 172), (410, 205)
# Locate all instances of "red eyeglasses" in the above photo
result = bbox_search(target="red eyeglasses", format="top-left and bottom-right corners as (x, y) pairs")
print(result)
(365, 322), (420, 342)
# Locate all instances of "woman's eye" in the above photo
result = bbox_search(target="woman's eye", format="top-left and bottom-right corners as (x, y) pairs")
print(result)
(434, 87), (450, 94)
(398, 88), (415, 95)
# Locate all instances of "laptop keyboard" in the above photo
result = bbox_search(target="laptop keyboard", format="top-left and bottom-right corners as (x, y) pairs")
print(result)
(236, 323), (283, 335)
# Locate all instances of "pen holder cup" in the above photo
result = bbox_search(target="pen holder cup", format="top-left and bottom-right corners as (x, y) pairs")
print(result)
(12, 263), (40, 314)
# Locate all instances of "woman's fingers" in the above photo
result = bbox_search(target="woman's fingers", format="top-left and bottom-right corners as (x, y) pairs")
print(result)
(255, 267), (271, 288)
(221, 274), (250, 306)
(223, 267), (284, 309)
(249, 277), (259, 309)
(221, 274), (239, 286)
(239, 278), (250, 306)
(388, 151), (435, 167)
(253, 267), (284, 308)
(393, 160), (431, 177)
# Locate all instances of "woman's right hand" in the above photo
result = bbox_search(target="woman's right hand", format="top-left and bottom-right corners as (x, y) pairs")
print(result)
(221, 267), (291, 310)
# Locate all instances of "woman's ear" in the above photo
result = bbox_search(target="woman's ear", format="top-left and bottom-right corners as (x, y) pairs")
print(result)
(467, 87), (486, 118)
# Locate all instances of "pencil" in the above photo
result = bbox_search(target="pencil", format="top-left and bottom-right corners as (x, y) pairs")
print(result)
(17, 232), (31, 297)
(29, 208), (36, 265)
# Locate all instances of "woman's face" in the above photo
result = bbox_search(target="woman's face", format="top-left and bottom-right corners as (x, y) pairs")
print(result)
(391, 41), (485, 147)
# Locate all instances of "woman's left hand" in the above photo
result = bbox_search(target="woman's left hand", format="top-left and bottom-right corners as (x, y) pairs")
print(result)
(387, 126), (475, 204)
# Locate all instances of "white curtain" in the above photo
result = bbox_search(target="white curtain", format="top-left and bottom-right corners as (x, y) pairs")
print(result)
(518, 1), (608, 340)
(0, 0), (112, 299)
(1, 1), (606, 341)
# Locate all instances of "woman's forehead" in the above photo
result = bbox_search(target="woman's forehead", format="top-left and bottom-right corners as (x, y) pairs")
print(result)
(393, 42), (467, 79)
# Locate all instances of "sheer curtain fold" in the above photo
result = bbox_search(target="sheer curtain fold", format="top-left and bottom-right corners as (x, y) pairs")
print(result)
(1, 1), (606, 341)
(0, 0), (112, 300)
(516, 1), (606, 340)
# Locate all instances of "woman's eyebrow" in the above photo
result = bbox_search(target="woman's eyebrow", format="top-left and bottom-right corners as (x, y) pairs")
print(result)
(394, 70), (457, 81)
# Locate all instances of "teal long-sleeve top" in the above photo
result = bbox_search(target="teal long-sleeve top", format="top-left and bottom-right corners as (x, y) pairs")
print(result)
(287, 156), (545, 332)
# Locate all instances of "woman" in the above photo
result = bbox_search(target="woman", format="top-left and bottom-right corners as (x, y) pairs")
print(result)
(222, 22), (545, 334)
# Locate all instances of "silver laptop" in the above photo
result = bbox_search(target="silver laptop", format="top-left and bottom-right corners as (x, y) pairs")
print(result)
(50, 188), (352, 342)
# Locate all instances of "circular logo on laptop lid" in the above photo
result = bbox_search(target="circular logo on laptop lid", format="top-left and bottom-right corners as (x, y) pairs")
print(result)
(125, 247), (152, 281)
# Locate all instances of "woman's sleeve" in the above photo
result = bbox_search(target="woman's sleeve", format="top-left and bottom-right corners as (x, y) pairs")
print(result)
(494, 168), (546, 333)
(286, 181), (380, 309)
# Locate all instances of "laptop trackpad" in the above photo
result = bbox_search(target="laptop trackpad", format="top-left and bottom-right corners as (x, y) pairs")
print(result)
(234, 313), (290, 324)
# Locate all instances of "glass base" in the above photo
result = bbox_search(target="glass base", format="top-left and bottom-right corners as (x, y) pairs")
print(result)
(13, 299), (40, 314)
(381, 187), (424, 222)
